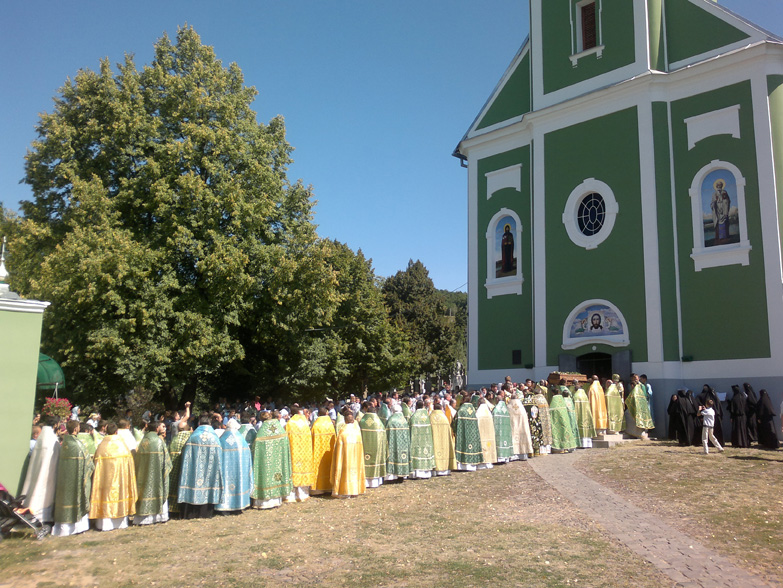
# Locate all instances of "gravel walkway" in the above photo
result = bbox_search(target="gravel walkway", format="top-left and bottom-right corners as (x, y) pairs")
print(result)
(528, 451), (777, 588)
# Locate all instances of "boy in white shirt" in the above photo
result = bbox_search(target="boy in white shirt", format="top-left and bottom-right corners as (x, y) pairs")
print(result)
(699, 399), (724, 454)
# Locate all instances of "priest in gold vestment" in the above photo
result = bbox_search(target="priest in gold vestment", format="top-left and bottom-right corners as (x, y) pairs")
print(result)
(330, 412), (365, 498)
(89, 422), (138, 531)
(287, 405), (315, 502)
(311, 408), (336, 495)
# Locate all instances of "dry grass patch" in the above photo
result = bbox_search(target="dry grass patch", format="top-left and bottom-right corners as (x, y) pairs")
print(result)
(0, 461), (668, 588)
(578, 440), (783, 584)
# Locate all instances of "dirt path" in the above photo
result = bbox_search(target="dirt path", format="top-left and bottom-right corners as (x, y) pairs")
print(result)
(528, 451), (776, 588)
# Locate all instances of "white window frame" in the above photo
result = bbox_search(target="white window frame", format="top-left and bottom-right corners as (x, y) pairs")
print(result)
(562, 178), (619, 250)
(485, 208), (524, 299)
(688, 160), (751, 272)
(570, 0), (604, 66)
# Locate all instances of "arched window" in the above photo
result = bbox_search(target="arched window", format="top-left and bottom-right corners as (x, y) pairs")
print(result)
(485, 208), (523, 299)
(688, 160), (751, 271)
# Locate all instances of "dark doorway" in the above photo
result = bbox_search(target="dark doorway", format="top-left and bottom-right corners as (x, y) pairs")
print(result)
(577, 352), (612, 382)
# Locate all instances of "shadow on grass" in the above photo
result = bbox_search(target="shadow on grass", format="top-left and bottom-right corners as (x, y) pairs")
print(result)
(727, 454), (782, 462)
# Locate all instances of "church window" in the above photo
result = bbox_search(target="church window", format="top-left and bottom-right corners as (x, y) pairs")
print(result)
(581, 2), (597, 51)
(562, 179), (618, 250)
(485, 208), (524, 299)
(577, 192), (605, 236)
(570, 0), (604, 65)
(688, 160), (751, 271)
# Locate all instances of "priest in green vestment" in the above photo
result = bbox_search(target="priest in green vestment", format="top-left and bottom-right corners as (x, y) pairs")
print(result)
(378, 399), (392, 424)
(605, 376), (626, 433)
(492, 398), (514, 462)
(532, 385), (553, 454)
(562, 388), (580, 444)
(549, 390), (578, 452)
(453, 400), (482, 470)
(335, 411), (346, 437)
(400, 399), (412, 422)
(251, 412), (293, 509)
(385, 405), (410, 480)
(625, 374), (654, 438)
(409, 402), (435, 478)
(358, 406), (387, 488)
(76, 423), (97, 458)
(134, 422), (172, 525)
(167, 421), (192, 515)
(572, 381), (596, 447)
(52, 420), (94, 536)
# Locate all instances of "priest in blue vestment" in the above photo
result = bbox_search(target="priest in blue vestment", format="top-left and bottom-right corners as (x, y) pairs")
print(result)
(177, 415), (223, 518)
(216, 419), (253, 512)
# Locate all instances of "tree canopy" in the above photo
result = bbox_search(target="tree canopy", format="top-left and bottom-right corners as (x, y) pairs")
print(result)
(15, 27), (339, 406)
(9, 27), (465, 410)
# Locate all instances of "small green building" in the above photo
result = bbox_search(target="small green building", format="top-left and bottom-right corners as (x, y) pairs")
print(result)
(455, 0), (783, 435)
(0, 239), (49, 490)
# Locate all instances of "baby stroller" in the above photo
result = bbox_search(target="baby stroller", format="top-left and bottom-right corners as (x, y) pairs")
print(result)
(0, 483), (49, 541)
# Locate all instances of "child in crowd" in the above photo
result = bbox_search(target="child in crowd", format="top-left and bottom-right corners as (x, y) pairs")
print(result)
(699, 399), (724, 454)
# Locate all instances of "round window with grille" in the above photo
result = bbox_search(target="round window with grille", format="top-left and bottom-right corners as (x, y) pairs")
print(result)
(562, 179), (618, 250)
(577, 192), (605, 236)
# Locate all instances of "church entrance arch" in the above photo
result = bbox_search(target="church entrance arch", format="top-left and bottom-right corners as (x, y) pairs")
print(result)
(576, 352), (612, 383)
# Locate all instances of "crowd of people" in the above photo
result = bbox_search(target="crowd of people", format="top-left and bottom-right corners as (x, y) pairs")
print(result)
(666, 383), (781, 451)
(13, 371), (776, 538)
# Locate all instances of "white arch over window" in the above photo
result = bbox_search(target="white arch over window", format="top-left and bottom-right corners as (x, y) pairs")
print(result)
(688, 159), (751, 271)
(562, 298), (630, 350)
(485, 207), (524, 299)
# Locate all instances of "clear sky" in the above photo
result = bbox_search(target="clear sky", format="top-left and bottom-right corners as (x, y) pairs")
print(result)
(1, 1), (781, 292)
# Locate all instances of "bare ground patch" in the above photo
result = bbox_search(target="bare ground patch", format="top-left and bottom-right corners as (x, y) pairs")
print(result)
(577, 440), (783, 585)
(0, 461), (669, 588)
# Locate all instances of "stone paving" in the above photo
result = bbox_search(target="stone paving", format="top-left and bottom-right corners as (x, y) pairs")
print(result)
(528, 451), (777, 588)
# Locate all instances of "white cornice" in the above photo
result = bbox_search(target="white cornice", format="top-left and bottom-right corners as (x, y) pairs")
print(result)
(0, 299), (50, 314)
(458, 42), (783, 158)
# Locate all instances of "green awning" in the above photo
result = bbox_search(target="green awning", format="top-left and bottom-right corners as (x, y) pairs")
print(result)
(37, 353), (65, 392)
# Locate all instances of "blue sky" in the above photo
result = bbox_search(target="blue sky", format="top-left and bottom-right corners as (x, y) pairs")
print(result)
(1, 1), (781, 292)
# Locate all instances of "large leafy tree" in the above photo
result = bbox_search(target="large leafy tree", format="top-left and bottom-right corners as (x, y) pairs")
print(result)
(15, 27), (338, 406)
(381, 259), (460, 378)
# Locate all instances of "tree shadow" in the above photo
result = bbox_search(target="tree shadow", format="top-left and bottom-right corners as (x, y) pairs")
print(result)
(726, 454), (782, 463)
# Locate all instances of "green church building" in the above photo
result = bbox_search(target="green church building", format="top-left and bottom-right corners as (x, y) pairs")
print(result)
(455, 0), (783, 433)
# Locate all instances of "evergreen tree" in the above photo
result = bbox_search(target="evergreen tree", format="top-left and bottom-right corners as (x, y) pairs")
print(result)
(381, 260), (459, 378)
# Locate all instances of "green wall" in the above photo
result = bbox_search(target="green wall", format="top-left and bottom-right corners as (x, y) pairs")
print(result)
(541, 0), (636, 95)
(0, 308), (45, 490)
(543, 107), (647, 365)
(665, 0), (750, 65)
(652, 101), (681, 361)
(671, 82), (770, 360)
(477, 50), (531, 130)
(477, 146), (533, 370)
(768, 75), (783, 269)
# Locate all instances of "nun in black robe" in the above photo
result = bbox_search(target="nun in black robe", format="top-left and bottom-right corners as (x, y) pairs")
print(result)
(667, 394), (680, 441)
(756, 389), (780, 450)
(669, 390), (695, 446)
(743, 382), (759, 443)
(698, 384), (724, 446)
(685, 389), (702, 446)
(728, 385), (750, 448)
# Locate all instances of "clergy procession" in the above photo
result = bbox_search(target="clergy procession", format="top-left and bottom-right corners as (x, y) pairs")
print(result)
(18, 368), (776, 539)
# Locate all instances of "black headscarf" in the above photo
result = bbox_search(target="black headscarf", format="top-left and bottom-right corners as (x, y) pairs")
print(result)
(699, 384), (722, 418)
